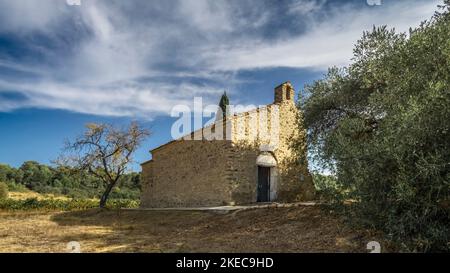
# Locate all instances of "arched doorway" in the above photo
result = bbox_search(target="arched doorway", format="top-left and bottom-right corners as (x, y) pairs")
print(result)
(256, 153), (277, 202)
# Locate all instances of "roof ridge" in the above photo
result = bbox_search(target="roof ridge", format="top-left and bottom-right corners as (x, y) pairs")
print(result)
(148, 103), (276, 153)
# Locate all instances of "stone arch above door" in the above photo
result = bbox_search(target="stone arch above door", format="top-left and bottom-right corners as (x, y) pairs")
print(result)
(256, 152), (277, 167)
(256, 152), (278, 201)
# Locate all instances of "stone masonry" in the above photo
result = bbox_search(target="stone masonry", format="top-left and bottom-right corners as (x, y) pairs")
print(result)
(141, 82), (315, 208)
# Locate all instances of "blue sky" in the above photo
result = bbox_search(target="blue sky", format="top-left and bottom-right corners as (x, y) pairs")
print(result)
(0, 0), (441, 171)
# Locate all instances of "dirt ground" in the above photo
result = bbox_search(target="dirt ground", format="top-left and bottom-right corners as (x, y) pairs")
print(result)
(0, 206), (383, 253)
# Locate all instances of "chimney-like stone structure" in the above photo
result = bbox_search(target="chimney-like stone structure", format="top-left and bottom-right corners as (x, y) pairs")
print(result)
(274, 81), (295, 103)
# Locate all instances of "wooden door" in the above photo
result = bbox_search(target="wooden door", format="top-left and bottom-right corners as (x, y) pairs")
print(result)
(257, 166), (270, 202)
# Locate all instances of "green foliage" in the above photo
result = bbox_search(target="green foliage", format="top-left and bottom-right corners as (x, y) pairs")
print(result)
(301, 3), (450, 251)
(6, 183), (28, 192)
(0, 198), (139, 211)
(0, 182), (8, 199)
(218, 91), (230, 118)
(0, 162), (141, 200)
(311, 173), (342, 202)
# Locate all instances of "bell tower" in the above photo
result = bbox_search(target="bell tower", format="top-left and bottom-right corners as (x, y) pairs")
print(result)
(274, 81), (295, 103)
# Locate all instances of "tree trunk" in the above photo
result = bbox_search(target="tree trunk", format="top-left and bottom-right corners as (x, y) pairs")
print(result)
(99, 182), (115, 208)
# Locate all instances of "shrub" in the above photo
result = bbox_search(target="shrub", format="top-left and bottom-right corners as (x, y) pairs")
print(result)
(110, 188), (140, 200)
(1, 162), (141, 201)
(5, 182), (27, 192)
(0, 198), (139, 211)
(107, 199), (140, 209)
(0, 182), (8, 199)
(312, 173), (342, 202)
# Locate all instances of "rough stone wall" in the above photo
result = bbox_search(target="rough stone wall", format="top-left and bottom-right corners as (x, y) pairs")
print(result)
(275, 101), (315, 201)
(140, 139), (233, 208)
(140, 82), (315, 208)
(228, 99), (315, 204)
(227, 104), (276, 203)
(141, 160), (153, 202)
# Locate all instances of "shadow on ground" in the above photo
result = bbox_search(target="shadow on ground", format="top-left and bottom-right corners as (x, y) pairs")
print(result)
(46, 206), (381, 253)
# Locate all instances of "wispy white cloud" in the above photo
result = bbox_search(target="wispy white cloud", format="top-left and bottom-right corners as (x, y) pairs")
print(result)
(0, 79), (223, 117)
(204, 0), (439, 71)
(288, 0), (327, 15)
(0, 0), (441, 118)
(0, 0), (67, 33)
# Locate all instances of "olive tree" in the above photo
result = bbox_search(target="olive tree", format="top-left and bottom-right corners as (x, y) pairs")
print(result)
(61, 122), (149, 208)
(301, 2), (449, 251)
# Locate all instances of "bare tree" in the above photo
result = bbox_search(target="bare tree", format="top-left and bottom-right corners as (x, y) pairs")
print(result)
(61, 122), (150, 208)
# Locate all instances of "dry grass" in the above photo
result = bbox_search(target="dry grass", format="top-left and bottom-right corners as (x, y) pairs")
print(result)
(8, 191), (70, 201)
(0, 206), (384, 253)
